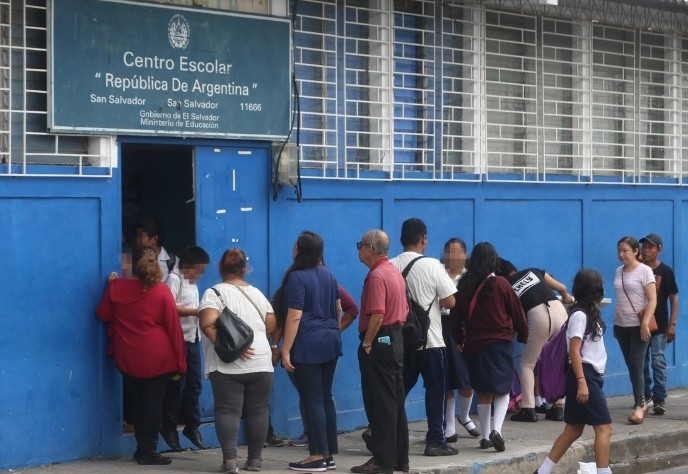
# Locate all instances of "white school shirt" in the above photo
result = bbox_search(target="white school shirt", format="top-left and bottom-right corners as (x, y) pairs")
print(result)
(158, 246), (179, 281)
(567, 310), (607, 374)
(391, 252), (458, 349)
(165, 271), (200, 343)
(441, 270), (464, 316)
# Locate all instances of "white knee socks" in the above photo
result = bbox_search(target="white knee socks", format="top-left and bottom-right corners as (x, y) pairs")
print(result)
(477, 404), (491, 440)
(445, 396), (456, 437)
(458, 393), (473, 424)
(492, 394), (510, 433)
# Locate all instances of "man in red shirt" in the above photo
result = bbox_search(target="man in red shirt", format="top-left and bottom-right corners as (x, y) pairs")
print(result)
(351, 230), (409, 474)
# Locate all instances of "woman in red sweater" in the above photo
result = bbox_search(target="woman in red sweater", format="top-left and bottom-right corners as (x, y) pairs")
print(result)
(97, 247), (186, 465)
(451, 242), (528, 453)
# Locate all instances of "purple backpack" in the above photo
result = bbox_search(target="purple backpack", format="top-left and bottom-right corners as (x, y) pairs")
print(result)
(538, 318), (573, 403)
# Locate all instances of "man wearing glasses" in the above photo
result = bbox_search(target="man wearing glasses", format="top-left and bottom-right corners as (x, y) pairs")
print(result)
(352, 230), (409, 474)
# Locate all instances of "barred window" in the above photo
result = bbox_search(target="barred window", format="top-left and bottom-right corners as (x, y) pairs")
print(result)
(2, 1), (112, 177)
(293, 1), (688, 184)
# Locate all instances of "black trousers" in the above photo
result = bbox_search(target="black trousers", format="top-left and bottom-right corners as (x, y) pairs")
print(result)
(124, 373), (170, 453)
(358, 325), (409, 468)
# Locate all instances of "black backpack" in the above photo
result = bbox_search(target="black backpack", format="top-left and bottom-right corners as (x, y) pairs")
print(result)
(401, 256), (432, 352)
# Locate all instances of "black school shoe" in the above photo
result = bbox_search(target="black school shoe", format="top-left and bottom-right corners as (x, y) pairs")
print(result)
(479, 438), (493, 449)
(488, 430), (505, 452)
(182, 427), (207, 450)
(424, 442), (459, 456)
(159, 428), (183, 452)
(510, 408), (538, 422)
(535, 402), (552, 414)
(134, 451), (172, 465)
(545, 405), (564, 421)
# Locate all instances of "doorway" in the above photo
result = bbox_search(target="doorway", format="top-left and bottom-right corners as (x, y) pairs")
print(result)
(120, 143), (196, 430)
(118, 141), (271, 431)
(121, 143), (195, 253)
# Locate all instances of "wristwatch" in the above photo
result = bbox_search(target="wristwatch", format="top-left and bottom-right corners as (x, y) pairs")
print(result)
(362, 342), (372, 349)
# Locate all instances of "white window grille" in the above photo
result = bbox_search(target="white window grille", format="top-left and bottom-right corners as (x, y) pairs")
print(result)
(590, 24), (636, 181)
(440, 3), (482, 179)
(541, 18), (589, 180)
(683, 38), (688, 181)
(638, 31), (681, 182)
(344, 0), (394, 175)
(1, 1), (112, 177)
(293, 0), (339, 175)
(0, 0), (9, 167)
(484, 10), (538, 179)
(292, 1), (688, 185)
(391, 0), (436, 178)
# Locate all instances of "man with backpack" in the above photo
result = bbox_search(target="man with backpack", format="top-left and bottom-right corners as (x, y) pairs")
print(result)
(391, 218), (457, 457)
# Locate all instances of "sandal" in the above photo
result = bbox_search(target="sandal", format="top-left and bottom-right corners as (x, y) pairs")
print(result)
(628, 406), (645, 425)
(460, 419), (481, 438)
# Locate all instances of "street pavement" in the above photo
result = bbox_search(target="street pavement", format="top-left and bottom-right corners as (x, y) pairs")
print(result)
(5, 389), (688, 474)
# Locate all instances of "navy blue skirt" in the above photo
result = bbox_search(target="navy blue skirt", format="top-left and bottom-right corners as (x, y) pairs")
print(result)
(563, 363), (611, 426)
(441, 314), (471, 390)
(466, 341), (513, 395)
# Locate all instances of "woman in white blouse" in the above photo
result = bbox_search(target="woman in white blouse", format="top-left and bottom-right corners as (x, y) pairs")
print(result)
(199, 248), (278, 473)
(612, 236), (656, 425)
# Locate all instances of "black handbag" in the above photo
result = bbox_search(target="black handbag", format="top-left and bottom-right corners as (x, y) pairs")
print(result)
(210, 287), (254, 363)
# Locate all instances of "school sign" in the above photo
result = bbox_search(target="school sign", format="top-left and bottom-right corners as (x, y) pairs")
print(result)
(49, 0), (291, 139)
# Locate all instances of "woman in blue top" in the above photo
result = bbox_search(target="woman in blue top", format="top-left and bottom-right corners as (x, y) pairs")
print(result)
(276, 231), (342, 473)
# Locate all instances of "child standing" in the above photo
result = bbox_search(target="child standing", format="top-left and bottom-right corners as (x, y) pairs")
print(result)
(535, 269), (613, 474)
(160, 245), (210, 452)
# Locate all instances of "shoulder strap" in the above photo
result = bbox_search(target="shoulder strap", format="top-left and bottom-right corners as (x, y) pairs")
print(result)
(401, 256), (434, 313)
(402, 256), (426, 279)
(620, 271), (638, 313)
(211, 286), (228, 309)
(468, 276), (492, 319)
(226, 282), (266, 323)
(167, 252), (177, 273)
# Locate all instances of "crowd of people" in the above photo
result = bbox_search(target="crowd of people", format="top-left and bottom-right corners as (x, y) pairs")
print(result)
(96, 218), (679, 474)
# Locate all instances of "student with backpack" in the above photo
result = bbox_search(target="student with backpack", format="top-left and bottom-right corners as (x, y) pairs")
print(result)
(534, 269), (612, 474)
(390, 218), (458, 457)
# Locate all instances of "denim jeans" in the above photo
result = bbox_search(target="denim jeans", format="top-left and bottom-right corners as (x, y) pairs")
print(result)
(614, 325), (650, 407)
(293, 359), (338, 456)
(644, 333), (668, 403)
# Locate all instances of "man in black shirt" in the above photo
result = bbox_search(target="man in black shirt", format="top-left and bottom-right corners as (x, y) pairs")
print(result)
(640, 233), (679, 415)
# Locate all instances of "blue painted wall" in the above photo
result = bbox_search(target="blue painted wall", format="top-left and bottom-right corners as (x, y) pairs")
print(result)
(2, 163), (688, 469)
(0, 175), (121, 467)
(267, 179), (688, 434)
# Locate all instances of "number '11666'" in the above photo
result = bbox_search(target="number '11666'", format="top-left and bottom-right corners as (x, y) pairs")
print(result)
(241, 103), (262, 111)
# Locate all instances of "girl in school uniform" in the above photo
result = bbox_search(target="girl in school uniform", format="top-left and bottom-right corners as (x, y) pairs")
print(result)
(534, 269), (613, 474)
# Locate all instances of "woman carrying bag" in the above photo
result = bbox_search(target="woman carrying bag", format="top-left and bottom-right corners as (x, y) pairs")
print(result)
(612, 236), (657, 425)
(199, 248), (278, 473)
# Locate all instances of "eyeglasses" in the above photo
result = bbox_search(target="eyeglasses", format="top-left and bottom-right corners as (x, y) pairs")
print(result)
(356, 241), (368, 250)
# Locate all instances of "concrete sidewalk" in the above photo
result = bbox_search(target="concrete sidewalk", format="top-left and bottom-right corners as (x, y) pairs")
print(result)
(7, 389), (688, 474)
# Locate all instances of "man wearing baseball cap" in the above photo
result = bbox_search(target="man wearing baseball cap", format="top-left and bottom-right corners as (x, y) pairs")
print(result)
(640, 233), (679, 415)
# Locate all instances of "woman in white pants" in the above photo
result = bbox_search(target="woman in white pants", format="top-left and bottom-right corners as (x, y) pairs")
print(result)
(497, 259), (573, 422)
